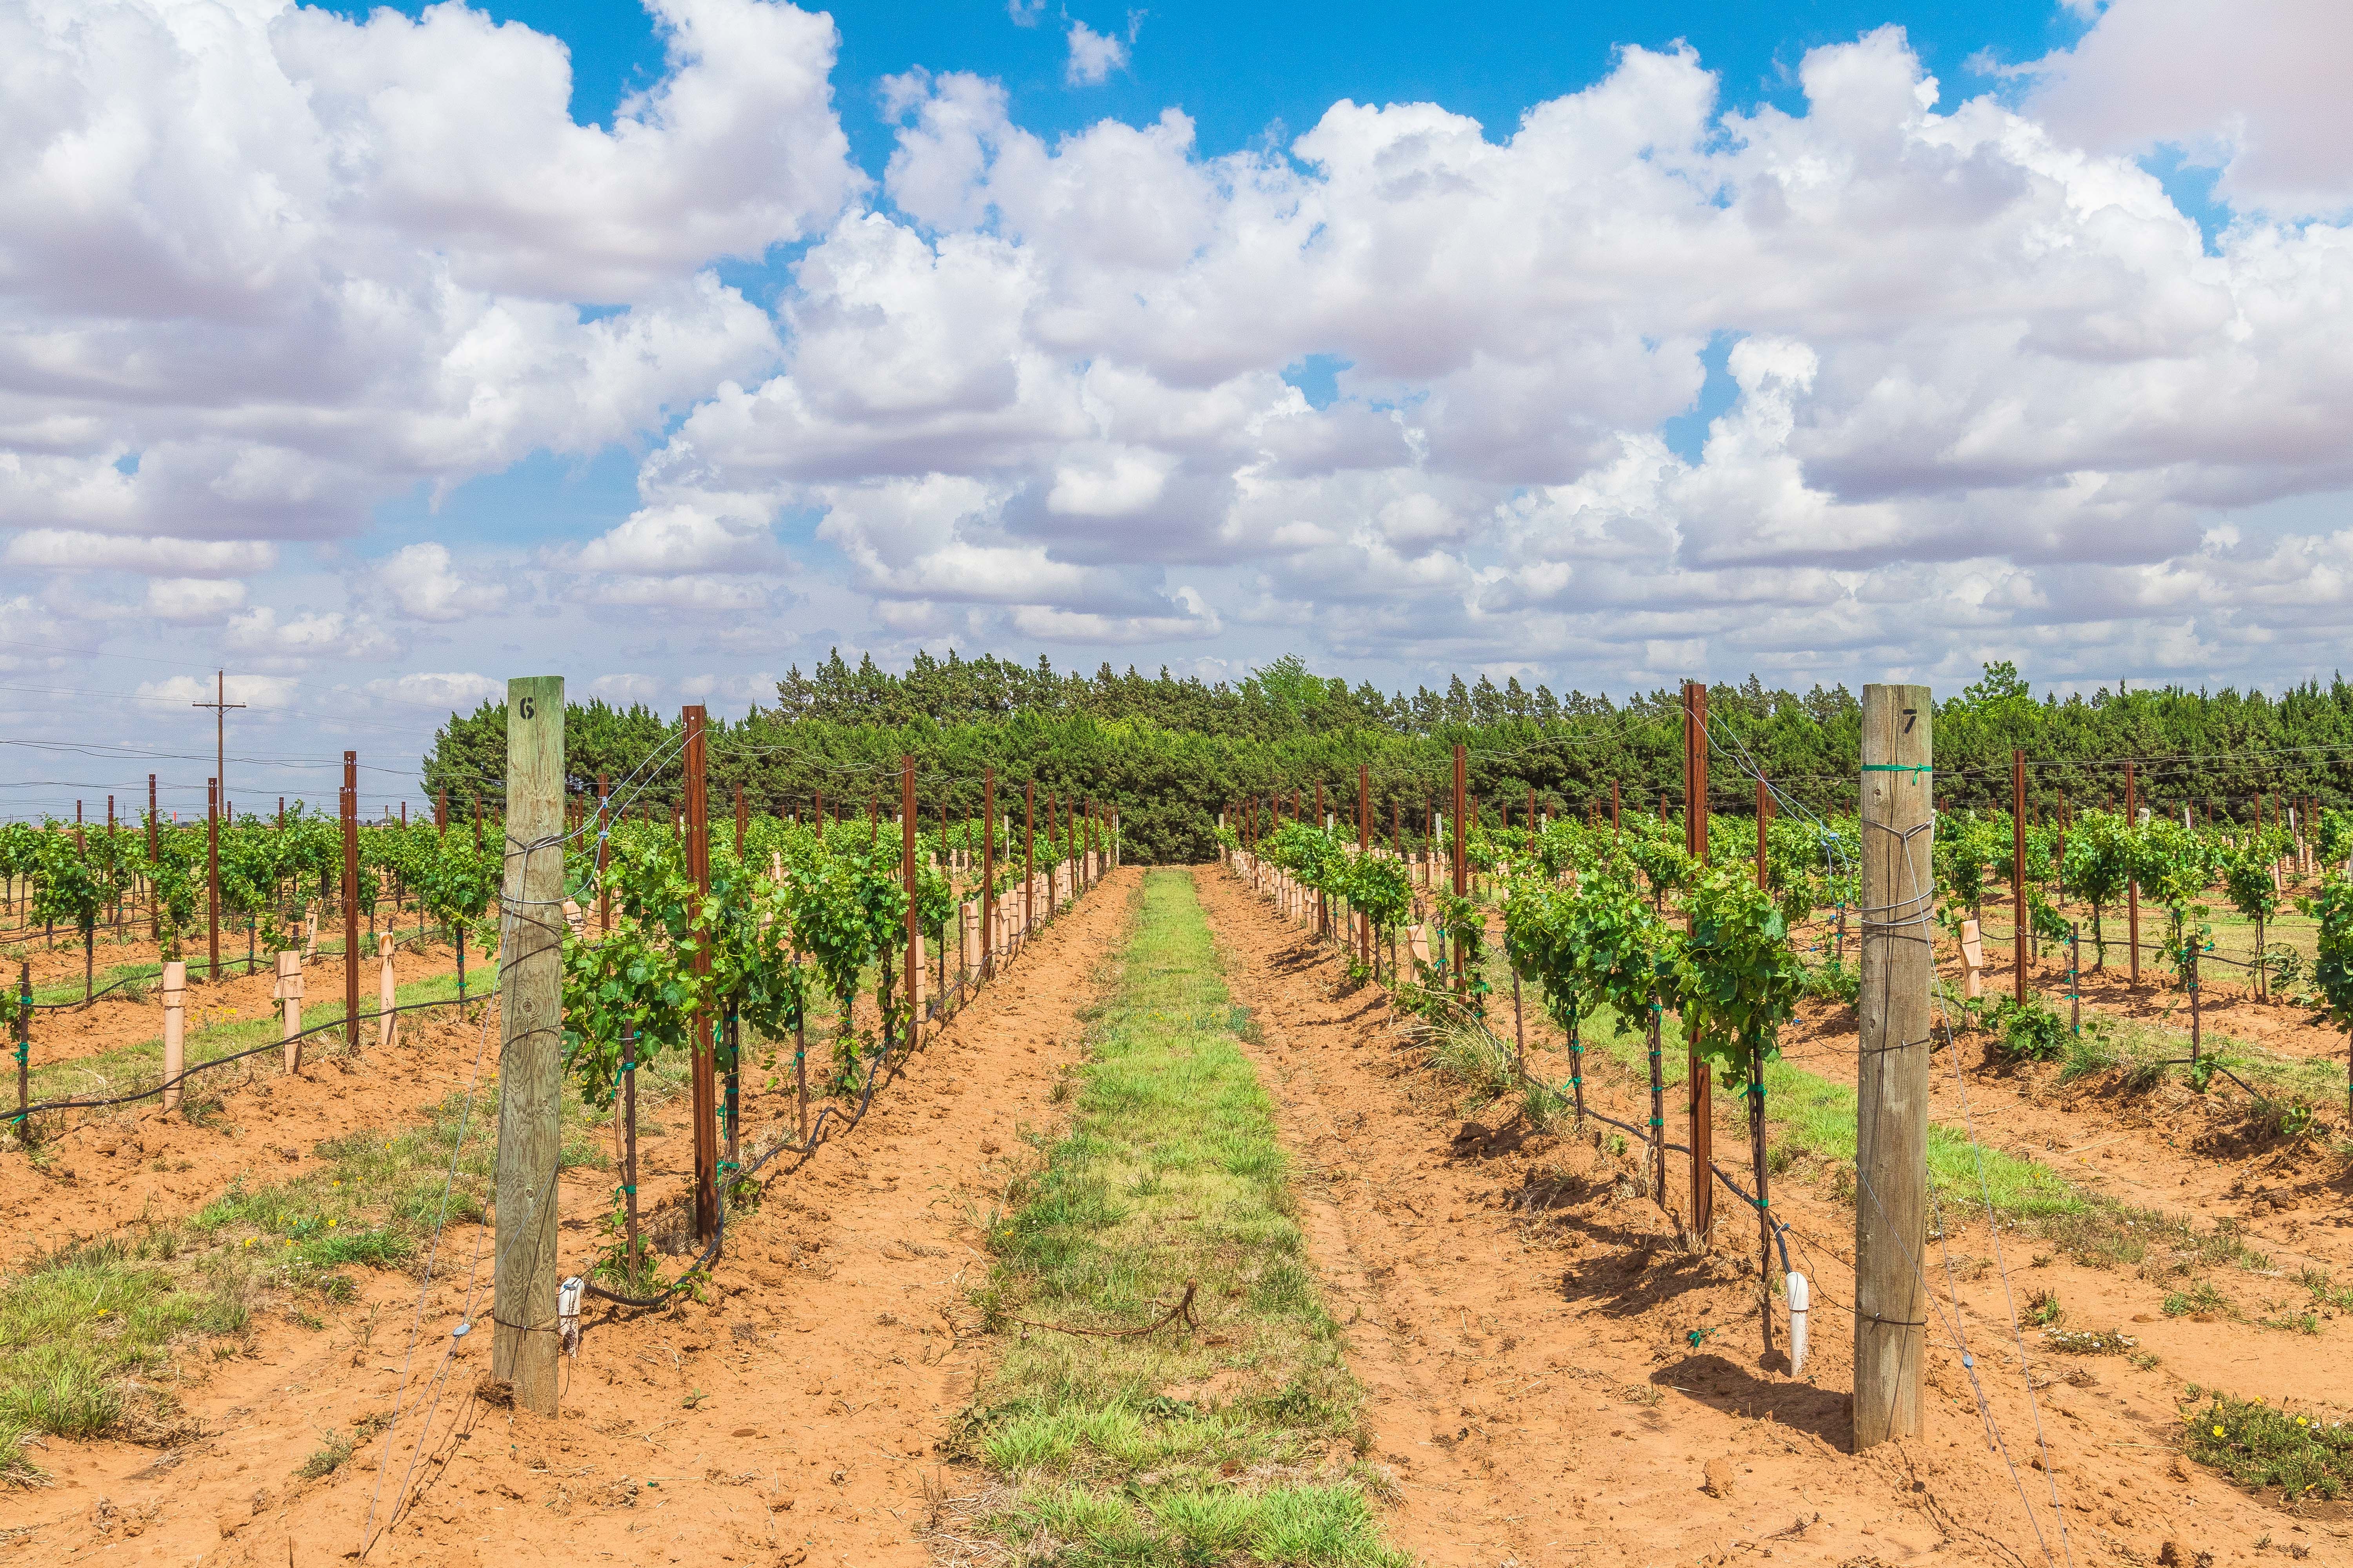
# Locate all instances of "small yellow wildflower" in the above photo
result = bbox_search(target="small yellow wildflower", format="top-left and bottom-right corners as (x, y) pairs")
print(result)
(2298, 1416), (2310, 1427)
(2213, 1426), (2225, 1437)
(327, 1219), (337, 1228)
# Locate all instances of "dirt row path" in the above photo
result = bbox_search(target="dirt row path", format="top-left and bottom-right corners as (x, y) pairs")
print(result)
(2, 871), (1139, 1567)
(1195, 867), (2345, 1568)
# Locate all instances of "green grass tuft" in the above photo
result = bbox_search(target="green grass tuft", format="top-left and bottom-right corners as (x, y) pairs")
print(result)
(2185, 1394), (2353, 1499)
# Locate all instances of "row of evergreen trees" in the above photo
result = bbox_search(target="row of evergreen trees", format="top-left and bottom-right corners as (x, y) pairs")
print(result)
(417, 654), (2353, 865)
(768, 648), (1753, 736)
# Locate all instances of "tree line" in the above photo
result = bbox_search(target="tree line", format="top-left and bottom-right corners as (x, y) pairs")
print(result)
(416, 655), (2353, 865)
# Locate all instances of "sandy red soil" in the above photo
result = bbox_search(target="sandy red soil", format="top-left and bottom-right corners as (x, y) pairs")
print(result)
(1203, 865), (2351, 1567)
(5, 864), (2350, 1567)
(0, 878), (1129, 1566)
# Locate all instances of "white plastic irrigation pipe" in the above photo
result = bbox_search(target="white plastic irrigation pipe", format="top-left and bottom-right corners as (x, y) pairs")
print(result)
(1787, 1272), (1811, 1376)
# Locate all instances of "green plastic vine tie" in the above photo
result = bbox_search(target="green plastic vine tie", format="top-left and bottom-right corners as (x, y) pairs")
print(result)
(1860, 764), (1934, 777)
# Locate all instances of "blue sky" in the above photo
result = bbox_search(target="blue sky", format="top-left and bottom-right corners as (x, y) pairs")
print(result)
(337, 2), (2087, 161)
(341, 0), (2107, 545)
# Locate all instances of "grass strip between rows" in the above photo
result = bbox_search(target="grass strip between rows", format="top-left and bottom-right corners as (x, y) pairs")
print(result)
(0, 1047), (638, 1484)
(957, 868), (1407, 1568)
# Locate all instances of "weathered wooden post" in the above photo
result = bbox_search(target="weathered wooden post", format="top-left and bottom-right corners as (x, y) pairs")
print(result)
(2013, 750), (2028, 1001)
(493, 674), (565, 1416)
(13, 965), (26, 1129)
(1855, 683), (1932, 1450)
(981, 769), (996, 979)
(147, 774), (159, 941)
(206, 777), (220, 982)
(1684, 680), (1712, 1242)
(161, 961), (186, 1111)
(902, 755), (919, 1050)
(1359, 763), (1373, 972)
(379, 936), (398, 1051)
(2126, 760), (2139, 982)
(278, 950), (304, 1071)
(342, 751), (361, 1051)
(1451, 746), (1467, 994)
(683, 705), (718, 1242)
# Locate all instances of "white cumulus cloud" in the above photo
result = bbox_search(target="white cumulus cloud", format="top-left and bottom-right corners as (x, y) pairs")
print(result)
(12, 6), (2353, 714)
(1064, 17), (1132, 86)
(2020, 0), (2353, 216)
(362, 672), (504, 710)
(377, 543), (510, 623)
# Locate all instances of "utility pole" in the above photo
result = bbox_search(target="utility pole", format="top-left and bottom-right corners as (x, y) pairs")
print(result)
(1855, 683), (1932, 1450)
(492, 675), (564, 1416)
(191, 670), (244, 821)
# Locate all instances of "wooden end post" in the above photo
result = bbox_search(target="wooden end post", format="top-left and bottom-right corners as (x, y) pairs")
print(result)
(493, 674), (565, 1416)
(1855, 683), (1932, 1450)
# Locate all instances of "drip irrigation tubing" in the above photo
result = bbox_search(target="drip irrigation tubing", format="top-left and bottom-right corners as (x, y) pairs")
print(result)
(5, 992), (488, 1125)
(1410, 989), (1798, 1281)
